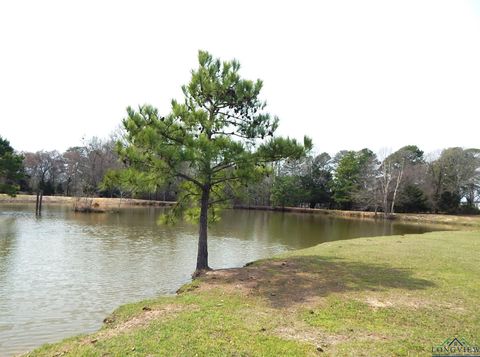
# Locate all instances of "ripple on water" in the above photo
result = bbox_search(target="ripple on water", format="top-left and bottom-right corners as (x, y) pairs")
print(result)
(0, 204), (439, 356)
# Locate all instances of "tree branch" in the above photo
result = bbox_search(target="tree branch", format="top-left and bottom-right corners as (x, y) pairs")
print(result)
(212, 162), (235, 173)
(176, 172), (204, 188)
(211, 176), (240, 186)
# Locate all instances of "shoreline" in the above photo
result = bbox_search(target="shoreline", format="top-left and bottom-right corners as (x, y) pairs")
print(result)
(24, 230), (480, 356)
(233, 204), (480, 228)
(0, 194), (175, 208)
(3, 195), (477, 355)
(2, 195), (479, 228)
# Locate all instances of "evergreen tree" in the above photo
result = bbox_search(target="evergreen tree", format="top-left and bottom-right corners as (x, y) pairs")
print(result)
(0, 136), (24, 196)
(118, 51), (310, 274)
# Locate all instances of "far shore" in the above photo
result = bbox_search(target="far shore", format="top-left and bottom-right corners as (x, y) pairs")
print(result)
(0, 194), (175, 208)
(233, 204), (480, 228)
(2, 194), (479, 228)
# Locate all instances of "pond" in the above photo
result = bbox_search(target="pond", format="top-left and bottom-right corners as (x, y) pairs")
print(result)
(0, 204), (440, 356)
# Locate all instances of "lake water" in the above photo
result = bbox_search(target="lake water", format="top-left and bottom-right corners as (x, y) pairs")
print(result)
(0, 204), (439, 356)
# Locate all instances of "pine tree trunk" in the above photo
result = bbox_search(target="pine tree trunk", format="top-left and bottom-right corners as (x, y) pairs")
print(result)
(195, 186), (210, 274)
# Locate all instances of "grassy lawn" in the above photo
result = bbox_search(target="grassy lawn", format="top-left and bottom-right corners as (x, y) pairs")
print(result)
(26, 230), (480, 356)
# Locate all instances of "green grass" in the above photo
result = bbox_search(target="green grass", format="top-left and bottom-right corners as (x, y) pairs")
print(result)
(26, 230), (480, 356)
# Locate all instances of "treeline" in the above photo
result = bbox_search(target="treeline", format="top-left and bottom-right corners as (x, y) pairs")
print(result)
(239, 145), (480, 214)
(1, 135), (479, 214)
(0, 136), (178, 201)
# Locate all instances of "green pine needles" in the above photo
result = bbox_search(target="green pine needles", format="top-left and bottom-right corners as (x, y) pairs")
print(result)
(115, 50), (311, 272)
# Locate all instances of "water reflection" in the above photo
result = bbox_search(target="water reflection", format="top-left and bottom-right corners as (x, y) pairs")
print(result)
(0, 204), (439, 356)
(0, 216), (17, 258)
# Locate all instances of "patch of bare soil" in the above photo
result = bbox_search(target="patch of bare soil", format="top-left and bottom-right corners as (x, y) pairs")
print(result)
(198, 257), (434, 309)
(275, 325), (388, 343)
(274, 325), (348, 345)
(362, 292), (446, 310)
(273, 323), (389, 354)
(82, 304), (195, 344)
(199, 259), (339, 308)
(364, 297), (394, 308)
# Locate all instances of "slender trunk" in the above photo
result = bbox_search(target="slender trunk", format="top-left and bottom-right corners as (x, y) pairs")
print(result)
(390, 166), (404, 214)
(383, 193), (389, 216)
(382, 179), (391, 216)
(433, 166), (443, 213)
(380, 161), (392, 216)
(195, 186), (210, 273)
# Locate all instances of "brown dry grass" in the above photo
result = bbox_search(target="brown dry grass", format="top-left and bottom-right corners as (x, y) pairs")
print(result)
(198, 256), (434, 309)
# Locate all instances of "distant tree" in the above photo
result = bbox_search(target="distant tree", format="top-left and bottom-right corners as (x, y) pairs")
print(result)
(332, 151), (358, 209)
(396, 184), (430, 213)
(438, 191), (462, 214)
(354, 149), (378, 211)
(118, 50), (310, 274)
(0, 136), (24, 196)
(332, 149), (377, 210)
(270, 175), (306, 207)
(463, 148), (480, 208)
(57, 138), (122, 197)
(237, 174), (274, 206)
(378, 145), (424, 215)
(82, 137), (120, 196)
(62, 147), (84, 196)
(427, 147), (480, 213)
(22, 151), (60, 195)
(300, 153), (333, 208)
(267, 152), (333, 209)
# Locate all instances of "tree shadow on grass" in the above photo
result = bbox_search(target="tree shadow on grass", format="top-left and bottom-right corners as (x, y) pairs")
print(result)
(201, 256), (436, 308)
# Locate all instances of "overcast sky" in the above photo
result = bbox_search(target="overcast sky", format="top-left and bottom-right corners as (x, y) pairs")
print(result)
(1, 0), (479, 156)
